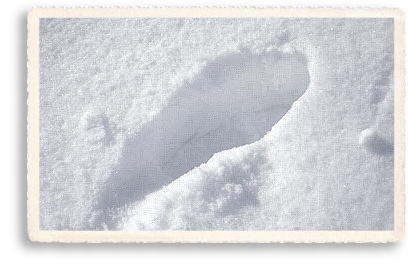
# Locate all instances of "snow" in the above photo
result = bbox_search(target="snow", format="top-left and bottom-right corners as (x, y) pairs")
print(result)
(39, 18), (394, 231)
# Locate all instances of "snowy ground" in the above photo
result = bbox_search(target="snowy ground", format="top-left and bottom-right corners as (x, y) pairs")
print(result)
(39, 18), (394, 231)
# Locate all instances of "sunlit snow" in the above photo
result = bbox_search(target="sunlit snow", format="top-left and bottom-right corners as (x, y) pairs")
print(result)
(39, 18), (394, 231)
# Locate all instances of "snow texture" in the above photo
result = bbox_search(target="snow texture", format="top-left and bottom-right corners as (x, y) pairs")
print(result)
(39, 18), (394, 231)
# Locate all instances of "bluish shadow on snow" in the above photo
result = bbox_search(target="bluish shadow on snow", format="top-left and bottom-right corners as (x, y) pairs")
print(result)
(359, 126), (394, 156)
(97, 48), (310, 228)
(360, 70), (394, 157)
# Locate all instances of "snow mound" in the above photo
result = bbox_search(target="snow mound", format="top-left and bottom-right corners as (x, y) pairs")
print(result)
(359, 69), (394, 156)
(118, 144), (268, 230)
(359, 128), (393, 156)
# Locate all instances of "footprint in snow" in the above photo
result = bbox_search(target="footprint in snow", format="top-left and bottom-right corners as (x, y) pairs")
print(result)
(100, 48), (311, 217)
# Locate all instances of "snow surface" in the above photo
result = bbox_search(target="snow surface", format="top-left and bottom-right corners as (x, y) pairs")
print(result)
(39, 18), (394, 231)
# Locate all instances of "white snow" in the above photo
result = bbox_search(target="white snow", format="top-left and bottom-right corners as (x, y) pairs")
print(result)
(39, 18), (394, 231)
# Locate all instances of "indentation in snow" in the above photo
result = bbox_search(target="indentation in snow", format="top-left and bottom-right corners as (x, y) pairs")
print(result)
(99, 48), (310, 218)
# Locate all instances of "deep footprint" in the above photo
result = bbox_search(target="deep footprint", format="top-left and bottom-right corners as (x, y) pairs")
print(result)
(98, 48), (311, 225)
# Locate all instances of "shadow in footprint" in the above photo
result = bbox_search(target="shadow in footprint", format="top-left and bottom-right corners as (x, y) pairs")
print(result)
(97, 48), (311, 227)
